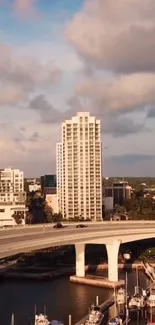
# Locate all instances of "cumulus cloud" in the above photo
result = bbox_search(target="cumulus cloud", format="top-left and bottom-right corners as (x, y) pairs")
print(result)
(76, 74), (155, 114)
(147, 106), (155, 118)
(0, 122), (60, 175)
(29, 95), (62, 124)
(0, 42), (61, 106)
(28, 94), (149, 137)
(105, 154), (155, 177)
(103, 117), (149, 137)
(66, 0), (155, 73)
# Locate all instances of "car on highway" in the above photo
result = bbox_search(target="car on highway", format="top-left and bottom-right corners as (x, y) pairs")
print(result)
(53, 222), (64, 229)
(76, 224), (88, 228)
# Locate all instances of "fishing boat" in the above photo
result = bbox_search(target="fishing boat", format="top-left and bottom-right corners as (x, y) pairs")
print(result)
(147, 306), (155, 325)
(85, 305), (104, 325)
(147, 284), (155, 308)
(51, 321), (64, 325)
(108, 286), (123, 325)
(108, 316), (122, 325)
(116, 288), (126, 305)
(128, 294), (142, 309)
(128, 267), (146, 309)
(34, 313), (51, 325)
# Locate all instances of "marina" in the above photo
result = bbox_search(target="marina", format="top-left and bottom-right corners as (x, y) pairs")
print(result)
(2, 265), (155, 325)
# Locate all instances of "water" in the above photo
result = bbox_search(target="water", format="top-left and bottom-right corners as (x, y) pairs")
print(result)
(0, 271), (149, 325)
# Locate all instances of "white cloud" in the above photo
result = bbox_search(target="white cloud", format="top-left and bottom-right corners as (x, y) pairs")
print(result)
(66, 0), (155, 73)
(76, 73), (155, 114)
(0, 121), (61, 174)
(0, 42), (62, 106)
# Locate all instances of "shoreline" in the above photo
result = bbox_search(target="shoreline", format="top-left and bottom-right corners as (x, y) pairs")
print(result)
(0, 262), (150, 281)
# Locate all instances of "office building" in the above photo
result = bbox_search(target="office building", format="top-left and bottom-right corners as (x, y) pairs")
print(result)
(0, 168), (26, 204)
(57, 112), (102, 220)
(41, 174), (57, 195)
(105, 181), (132, 206)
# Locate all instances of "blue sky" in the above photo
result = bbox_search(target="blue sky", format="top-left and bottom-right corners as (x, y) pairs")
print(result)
(0, 0), (155, 177)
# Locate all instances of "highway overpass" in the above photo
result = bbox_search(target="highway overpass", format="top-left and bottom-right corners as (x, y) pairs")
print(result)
(0, 221), (155, 283)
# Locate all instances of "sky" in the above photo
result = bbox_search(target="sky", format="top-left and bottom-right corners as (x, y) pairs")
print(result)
(0, 0), (155, 177)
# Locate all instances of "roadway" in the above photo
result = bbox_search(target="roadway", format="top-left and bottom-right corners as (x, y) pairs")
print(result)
(0, 221), (155, 259)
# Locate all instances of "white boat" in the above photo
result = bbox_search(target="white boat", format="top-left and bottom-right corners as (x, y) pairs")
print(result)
(34, 313), (51, 325)
(108, 316), (122, 325)
(128, 294), (145, 309)
(51, 321), (64, 325)
(147, 286), (155, 308)
(147, 294), (155, 308)
(116, 288), (126, 305)
(85, 305), (104, 325)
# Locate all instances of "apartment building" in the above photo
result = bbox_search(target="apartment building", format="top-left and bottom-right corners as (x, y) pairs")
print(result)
(57, 112), (103, 220)
(56, 142), (62, 213)
(0, 168), (26, 204)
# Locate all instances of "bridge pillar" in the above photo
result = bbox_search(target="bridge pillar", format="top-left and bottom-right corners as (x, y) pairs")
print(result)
(75, 243), (85, 277)
(106, 240), (121, 282)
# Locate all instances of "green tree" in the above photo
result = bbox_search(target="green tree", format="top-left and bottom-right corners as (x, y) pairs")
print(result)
(12, 213), (23, 225)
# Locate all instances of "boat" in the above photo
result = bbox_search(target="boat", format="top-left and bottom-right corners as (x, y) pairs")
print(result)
(85, 305), (104, 325)
(108, 316), (122, 325)
(128, 293), (145, 309)
(108, 286), (123, 325)
(147, 320), (155, 325)
(34, 313), (51, 325)
(128, 267), (146, 309)
(51, 321), (64, 325)
(147, 292), (155, 307)
(116, 288), (126, 305)
(147, 306), (155, 325)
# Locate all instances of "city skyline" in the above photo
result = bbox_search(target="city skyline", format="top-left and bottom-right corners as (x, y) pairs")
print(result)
(0, 0), (155, 177)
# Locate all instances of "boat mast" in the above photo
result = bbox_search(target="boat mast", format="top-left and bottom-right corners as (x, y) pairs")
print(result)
(125, 272), (129, 325)
(135, 267), (139, 295)
(11, 313), (14, 325)
(114, 286), (117, 317)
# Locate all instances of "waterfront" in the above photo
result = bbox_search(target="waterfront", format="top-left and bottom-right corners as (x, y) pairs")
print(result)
(0, 270), (150, 325)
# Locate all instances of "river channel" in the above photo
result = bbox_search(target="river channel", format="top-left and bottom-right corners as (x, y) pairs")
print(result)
(0, 270), (150, 325)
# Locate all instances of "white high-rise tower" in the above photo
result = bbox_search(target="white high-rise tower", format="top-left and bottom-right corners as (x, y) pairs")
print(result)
(56, 112), (102, 220)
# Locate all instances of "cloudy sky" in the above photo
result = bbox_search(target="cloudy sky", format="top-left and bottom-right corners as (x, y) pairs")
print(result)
(0, 0), (155, 177)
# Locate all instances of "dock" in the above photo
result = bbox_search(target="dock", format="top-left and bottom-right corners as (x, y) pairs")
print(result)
(75, 296), (114, 325)
(70, 275), (125, 289)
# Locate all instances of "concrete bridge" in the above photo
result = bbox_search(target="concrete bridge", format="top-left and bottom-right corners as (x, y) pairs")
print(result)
(0, 221), (155, 284)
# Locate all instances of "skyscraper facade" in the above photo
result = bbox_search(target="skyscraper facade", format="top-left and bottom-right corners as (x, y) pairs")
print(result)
(56, 142), (62, 213)
(57, 112), (102, 220)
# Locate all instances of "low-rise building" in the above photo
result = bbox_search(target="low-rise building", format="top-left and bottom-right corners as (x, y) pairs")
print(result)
(45, 194), (58, 214)
(29, 184), (41, 192)
(0, 204), (28, 227)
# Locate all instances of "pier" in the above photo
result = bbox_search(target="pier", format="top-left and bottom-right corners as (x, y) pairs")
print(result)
(70, 274), (124, 289)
